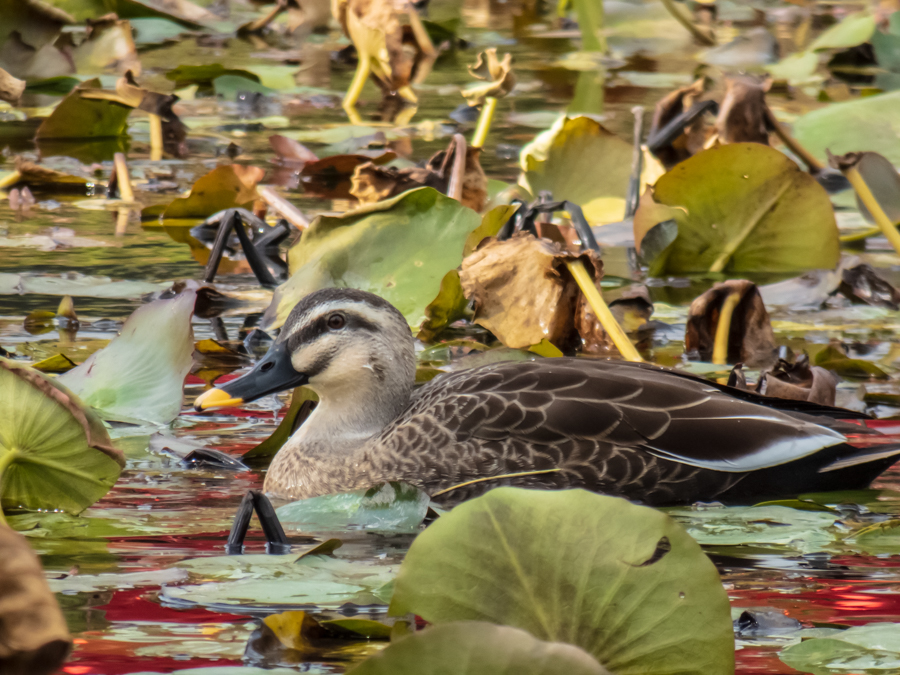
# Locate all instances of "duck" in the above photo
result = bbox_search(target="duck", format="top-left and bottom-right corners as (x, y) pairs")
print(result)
(194, 287), (900, 506)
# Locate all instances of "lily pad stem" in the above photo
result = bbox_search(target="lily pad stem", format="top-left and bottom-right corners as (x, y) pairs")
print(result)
(659, 0), (715, 46)
(712, 291), (741, 365)
(565, 259), (643, 362)
(149, 114), (163, 162)
(113, 152), (134, 203)
(844, 165), (900, 256)
(472, 97), (497, 149)
(764, 106), (823, 173)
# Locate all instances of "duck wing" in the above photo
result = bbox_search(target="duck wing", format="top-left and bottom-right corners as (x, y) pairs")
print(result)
(408, 358), (846, 473)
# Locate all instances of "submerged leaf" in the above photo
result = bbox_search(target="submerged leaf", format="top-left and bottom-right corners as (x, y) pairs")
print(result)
(262, 188), (482, 331)
(520, 116), (632, 225)
(59, 291), (196, 424)
(0, 525), (71, 675)
(389, 488), (735, 675)
(633, 143), (840, 274)
(348, 622), (610, 675)
(780, 623), (900, 675)
(0, 359), (124, 515)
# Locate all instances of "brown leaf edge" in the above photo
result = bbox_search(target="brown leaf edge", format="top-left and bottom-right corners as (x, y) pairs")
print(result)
(0, 358), (124, 468)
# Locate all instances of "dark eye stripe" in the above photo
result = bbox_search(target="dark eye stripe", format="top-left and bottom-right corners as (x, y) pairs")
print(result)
(285, 310), (378, 352)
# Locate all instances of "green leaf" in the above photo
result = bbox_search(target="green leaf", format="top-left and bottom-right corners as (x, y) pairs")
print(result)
(58, 292), (196, 424)
(872, 12), (900, 71)
(633, 143), (840, 274)
(809, 12), (876, 52)
(347, 622), (611, 675)
(261, 188), (482, 331)
(35, 78), (132, 140)
(793, 91), (900, 167)
(389, 488), (735, 675)
(520, 116), (632, 225)
(165, 64), (261, 89)
(765, 50), (819, 85)
(780, 623), (900, 675)
(0, 358), (124, 516)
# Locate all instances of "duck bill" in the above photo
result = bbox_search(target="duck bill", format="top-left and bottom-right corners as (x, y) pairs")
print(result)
(194, 341), (309, 411)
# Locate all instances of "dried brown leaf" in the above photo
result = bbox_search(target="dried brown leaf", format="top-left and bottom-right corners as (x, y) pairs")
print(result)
(462, 48), (515, 106)
(649, 78), (712, 168)
(715, 76), (771, 145)
(759, 355), (836, 406)
(0, 67), (25, 105)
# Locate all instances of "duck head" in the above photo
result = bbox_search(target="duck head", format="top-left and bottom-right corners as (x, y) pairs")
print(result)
(194, 288), (416, 422)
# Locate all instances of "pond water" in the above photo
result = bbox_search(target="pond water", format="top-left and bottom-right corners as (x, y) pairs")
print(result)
(4, 0), (900, 673)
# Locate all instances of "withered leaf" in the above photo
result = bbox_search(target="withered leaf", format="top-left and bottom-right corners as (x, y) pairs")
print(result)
(462, 48), (515, 106)
(839, 263), (900, 310)
(648, 78), (712, 169)
(684, 279), (776, 367)
(759, 355), (836, 407)
(715, 76), (771, 145)
(0, 66), (25, 105)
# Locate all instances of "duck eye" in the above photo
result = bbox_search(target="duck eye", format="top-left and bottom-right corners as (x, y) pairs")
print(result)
(327, 313), (346, 330)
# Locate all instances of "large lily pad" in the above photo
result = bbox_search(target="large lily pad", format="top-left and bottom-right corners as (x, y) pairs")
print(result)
(347, 622), (611, 675)
(58, 291), (195, 424)
(519, 116), (632, 225)
(780, 623), (900, 675)
(0, 359), (124, 515)
(633, 143), (840, 274)
(261, 188), (482, 331)
(793, 91), (900, 167)
(35, 78), (132, 140)
(389, 488), (735, 675)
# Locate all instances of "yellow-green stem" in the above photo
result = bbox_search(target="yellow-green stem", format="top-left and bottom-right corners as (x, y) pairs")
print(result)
(149, 114), (163, 162)
(566, 259), (643, 362)
(712, 291), (741, 365)
(764, 106), (823, 173)
(472, 96), (497, 149)
(845, 166), (900, 257)
(114, 152), (134, 203)
(659, 0), (715, 45)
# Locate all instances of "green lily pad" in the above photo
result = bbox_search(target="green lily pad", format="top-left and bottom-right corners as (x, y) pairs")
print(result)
(793, 91), (900, 167)
(164, 552), (397, 610)
(766, 50), (819, 85)
(519, 116), (632, 225)
(276, 482), (430, 534)
(58, 291), (196, 424)
(848, 519), (900, 554)
(389, 488), (734, 675)
(347, 622), (611, 675)
(780, 623), (900, 675)
(166, 64), (261, 89)
(261, 188), (483, 331)
(633, 143), (840, 274)
(809, 11), (876, 51)
(35, 78), (132, 140)
(0, 359), (124, 516)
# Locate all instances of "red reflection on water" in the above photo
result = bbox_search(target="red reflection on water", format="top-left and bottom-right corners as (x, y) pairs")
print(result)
(93, 588), (248, 624)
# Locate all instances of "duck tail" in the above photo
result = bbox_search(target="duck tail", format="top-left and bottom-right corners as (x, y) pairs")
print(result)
(819, 419), (900, 473)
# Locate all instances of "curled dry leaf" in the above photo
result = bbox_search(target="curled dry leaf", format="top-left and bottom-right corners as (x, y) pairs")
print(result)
(270, 134), (319, 167)
(351, 137), (487, 211)
(648, 78), (711, 169)
(0, 66), (25, 105)
(684, 279), (776, 367)
(759, 355), (837, 407)
(0, 157), (92, 192)
(0, 526), (71, 675)
(459, 232), (604, 350)
(462, 48), (515, 106)
(715, 76), (771, 145)
(840, 263), (900, 310)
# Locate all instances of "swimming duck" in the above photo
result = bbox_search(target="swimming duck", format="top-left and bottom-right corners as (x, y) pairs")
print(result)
(195, 288), (900, 506)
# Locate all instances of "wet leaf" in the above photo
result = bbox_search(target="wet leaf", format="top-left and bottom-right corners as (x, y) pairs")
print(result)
(0, 157), (92, 192)
(809, 11), (876, 52)
(758, 355), (836, 407)
(812, 344), (889, 380)
(389, 488), (734, 675)
(520, 116), (632, 225)
(780, 623), (900, 675)
(459, 233), (603, 350)
(162, 165), (265, 221)
(0, 358), (124, 515)
(165, 63), (261, 89)
(714, 76), (770, 145)
(58, 291), (196, 424)
(462, 48), (516, 106)
(348, 622), (610, 675)
(839, 261), (900, 310)
(766, 50), (819, 85)
(31, 354), (76, 373)
(276, 482), (430, 533)
(648, 78), (711, 169)
(633, 143), (840, 274)
(0, 525), (71, 675)
(793, 91), (900, 167)
(34, 77), (132, 140)
(262, 187), (482, 331)
(71, 16), (140, 75)
(0, 273), (168, 299)
(684, 280), (776, 366)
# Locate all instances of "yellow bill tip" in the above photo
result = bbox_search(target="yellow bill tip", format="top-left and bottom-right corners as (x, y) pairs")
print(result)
(194, 388), (243, 411)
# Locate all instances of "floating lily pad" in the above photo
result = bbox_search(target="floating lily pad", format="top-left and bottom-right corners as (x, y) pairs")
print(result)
(389, 488), (734, 675)
(809, 11), (876, 52)
(793, 91), (900, 167)
(262, 188), (483, 331)
(35, 78), (132, 140)
(276, 482), (430, 533)
(0, 359), (124, 516)
(162, 165), (265, 221)
(633, 143), (840, 274)
(780, 623), (900, 675)
(347, 622), (611, 675)
(519, 116), (632, 225)
(58, 292), (195, 424)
